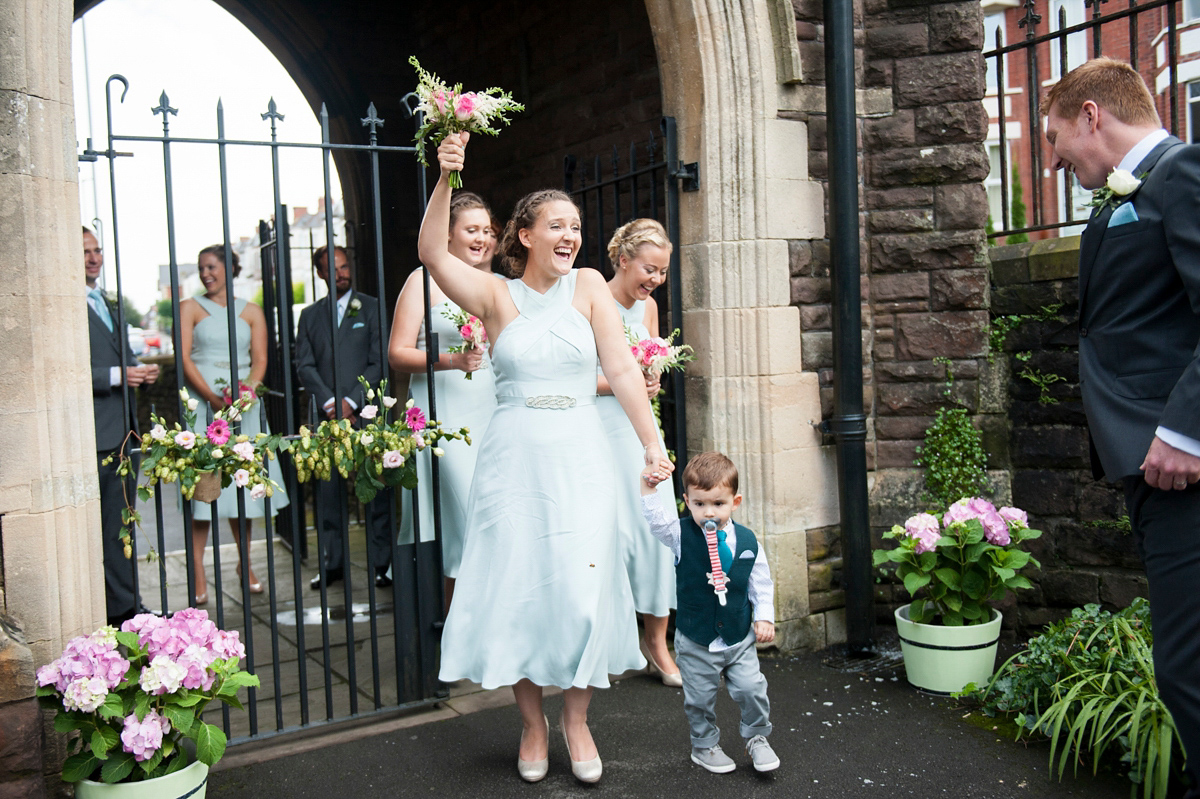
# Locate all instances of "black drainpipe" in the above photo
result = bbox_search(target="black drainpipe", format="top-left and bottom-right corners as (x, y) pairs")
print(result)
(823, 0), (875, 655)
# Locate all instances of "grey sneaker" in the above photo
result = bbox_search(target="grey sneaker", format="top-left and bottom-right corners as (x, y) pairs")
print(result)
(690, 745), (736, 773)
(745, 735), (780, 772)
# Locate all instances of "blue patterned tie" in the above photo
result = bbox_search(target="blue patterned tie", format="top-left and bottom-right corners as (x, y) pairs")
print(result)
(716, 527), (733, 572)
(89, 288), (113, 332)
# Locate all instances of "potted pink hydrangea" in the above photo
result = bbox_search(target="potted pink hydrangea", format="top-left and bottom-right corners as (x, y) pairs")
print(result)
(873, 497), (1042, 694)
(36, 608), (258, 797)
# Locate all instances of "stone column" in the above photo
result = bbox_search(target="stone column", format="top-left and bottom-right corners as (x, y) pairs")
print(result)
(646, 0), (838, 649)
(1, 0), (104, 665)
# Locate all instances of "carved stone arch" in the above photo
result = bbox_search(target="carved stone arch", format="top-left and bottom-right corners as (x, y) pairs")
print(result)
(645, 0), (835, 647)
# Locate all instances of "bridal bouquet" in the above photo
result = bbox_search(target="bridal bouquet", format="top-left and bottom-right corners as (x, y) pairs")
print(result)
(291, 378), (471, 502)
(215, 378), (257, 406)
(409, 56), (524, 188)
(442, 306), (488, 380)
(628, 328), (695, 379)
(36, 609), (257, 784)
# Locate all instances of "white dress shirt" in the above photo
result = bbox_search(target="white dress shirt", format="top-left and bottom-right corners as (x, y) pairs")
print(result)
(1114, 130), (1200, 459)
(641, 492), (774, 652)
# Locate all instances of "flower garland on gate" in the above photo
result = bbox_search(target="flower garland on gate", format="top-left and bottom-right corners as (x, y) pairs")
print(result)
(36, 609), (257, 784)
(291, 377), (471, 503)
(108, 389), (287, 558)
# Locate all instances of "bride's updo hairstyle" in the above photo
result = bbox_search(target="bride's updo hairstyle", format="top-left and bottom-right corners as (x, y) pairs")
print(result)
(606, 218), (672, 278)
(498, 189), (579, 279)
(197, 243), (241, 277)
(449, 190), (493, 231)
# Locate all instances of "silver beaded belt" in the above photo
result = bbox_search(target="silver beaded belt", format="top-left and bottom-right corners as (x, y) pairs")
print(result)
(497, 394), (597, 409)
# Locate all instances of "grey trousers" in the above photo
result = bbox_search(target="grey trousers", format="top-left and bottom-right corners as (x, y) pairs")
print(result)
(675, 629), (772, 748)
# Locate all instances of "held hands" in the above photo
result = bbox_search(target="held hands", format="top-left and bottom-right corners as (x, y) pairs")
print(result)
(641, 446), (674, 491)
(123, 364), (158, 387)
(754, 621), (775, 644)
(1141, 436), (1200, 491)
(644, 373), (661, 399)
(454, 347), (484, 374)
(436, 132), (470, 181)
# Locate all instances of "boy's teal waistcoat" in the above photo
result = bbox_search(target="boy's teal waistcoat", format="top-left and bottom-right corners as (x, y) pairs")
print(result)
(675, 516), (758, 647)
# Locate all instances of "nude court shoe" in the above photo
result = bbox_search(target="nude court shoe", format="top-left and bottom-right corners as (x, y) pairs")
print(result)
(517, 715), (549, 783)
(561, 714), (602, 784)
(641, 638), (684, 688)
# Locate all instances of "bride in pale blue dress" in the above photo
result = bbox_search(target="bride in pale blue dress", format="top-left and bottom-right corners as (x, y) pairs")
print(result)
(419, 133), (674, 785)
(178, 244), (289, 606)
(389, 191), (500, 610)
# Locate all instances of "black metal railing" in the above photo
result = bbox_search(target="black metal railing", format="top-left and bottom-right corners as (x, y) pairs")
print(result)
(81, 75), (448, 745)
(984, 0), (1196, 240)
(563, 117), (698, 483)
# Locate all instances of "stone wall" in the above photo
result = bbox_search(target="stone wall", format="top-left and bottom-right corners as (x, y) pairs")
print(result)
(988, 238), (1144, 634)
(783, 0), (995, 632)
(0, 616), (48, 798)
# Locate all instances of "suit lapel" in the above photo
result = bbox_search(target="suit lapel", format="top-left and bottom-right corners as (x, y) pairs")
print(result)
(88, 302), (122, 357)
(1078, 136), (1182, 320)
(337, 291), (355, 337)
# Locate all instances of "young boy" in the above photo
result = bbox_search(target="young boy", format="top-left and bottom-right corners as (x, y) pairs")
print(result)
(640, 451), (780, 773)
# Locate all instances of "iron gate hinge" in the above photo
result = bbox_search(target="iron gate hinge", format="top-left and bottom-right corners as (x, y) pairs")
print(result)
(672, 161), (699, 192)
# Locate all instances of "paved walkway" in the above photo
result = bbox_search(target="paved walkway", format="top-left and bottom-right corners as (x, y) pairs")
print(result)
(206, 644), (1130, 799)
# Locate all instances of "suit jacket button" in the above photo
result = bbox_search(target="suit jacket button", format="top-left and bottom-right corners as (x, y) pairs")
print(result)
(1080, 327), (1088, 337)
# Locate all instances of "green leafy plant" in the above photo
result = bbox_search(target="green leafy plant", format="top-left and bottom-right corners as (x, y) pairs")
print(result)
(1015, 351), (1065, 405)
(874, 499), (1041, 625)
(965, 600), (1182, 799)
(1006, 162), (1030, 245)
(915, 407), (989, 509)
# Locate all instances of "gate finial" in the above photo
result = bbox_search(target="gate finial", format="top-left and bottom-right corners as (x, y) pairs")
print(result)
(152, 91), (177, 135)
(361, 102), (385, 145)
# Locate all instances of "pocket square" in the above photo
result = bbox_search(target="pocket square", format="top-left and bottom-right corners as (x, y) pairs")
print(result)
(353, 322), (365, 329)
(738, 551), (755, 559)
(1107, 202), (1139, 227)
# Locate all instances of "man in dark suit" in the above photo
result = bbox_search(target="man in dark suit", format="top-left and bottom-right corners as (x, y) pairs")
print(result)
(1045, 58), (1200, 795)
(295, 245), (393, 590)
(84, 226), (158, 626)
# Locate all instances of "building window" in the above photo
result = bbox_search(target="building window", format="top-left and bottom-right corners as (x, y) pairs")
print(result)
(1186, 0), (1199, 22)
(1050, 0), (1086, 80)
(986, 143), (1007, 230)
(1190, 81), (1200, 144)
(985, 13), (1006, 93)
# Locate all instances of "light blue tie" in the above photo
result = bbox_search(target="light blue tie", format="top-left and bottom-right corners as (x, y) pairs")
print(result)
(716, 527), (733, 573)
(89, 288), (113, 332)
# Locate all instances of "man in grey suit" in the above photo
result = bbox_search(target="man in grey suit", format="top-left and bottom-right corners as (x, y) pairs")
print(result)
(84, 227), (159, 625)
(1045, 58), (1200, 796)
(295, 245), (393, 590)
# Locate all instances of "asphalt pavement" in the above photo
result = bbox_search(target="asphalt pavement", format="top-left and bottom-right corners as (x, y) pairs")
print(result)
(206, 643), (1130, 799)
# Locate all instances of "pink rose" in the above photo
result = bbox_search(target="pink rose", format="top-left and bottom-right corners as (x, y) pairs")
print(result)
(999, 506), (1029, 528)
(233, 469), (250, 488)
(431, 89), (449, 115)
(454, 92), (477, 121)
(904, 512), (943, 554)
(382, 450), (404, 469)
(250, 483), (267, 501)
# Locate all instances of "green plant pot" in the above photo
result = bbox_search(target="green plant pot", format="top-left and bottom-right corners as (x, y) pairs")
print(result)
(75, 759), (208, 799)
(894, 604), (1002, 695)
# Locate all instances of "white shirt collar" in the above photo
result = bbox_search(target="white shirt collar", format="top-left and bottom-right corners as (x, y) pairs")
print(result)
(1117, 129), (1170, 174)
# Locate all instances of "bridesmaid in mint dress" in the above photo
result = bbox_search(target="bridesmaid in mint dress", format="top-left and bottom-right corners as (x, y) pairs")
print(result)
(178, 244), (288, 606)
(389, 191), (499, 608)
(419, 132), (673, 785)
(597, 218), (682, 687)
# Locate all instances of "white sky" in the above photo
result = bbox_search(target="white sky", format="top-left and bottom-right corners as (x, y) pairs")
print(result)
(72, 0), (343, 314)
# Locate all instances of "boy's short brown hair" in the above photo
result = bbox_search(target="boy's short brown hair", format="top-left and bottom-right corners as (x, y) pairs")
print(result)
(682, 451), (739, 495)
(1040, 57), (1159, 126)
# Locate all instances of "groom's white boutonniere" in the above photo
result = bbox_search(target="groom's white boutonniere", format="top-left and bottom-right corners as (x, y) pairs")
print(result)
(348, 297), (362, 318)
(1088, 168), (1142, 212)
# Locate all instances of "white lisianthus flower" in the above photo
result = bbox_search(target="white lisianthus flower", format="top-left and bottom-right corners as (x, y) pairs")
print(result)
(367, 388), (375, 401)
(360, 433), (375, 447)
(250, 483), (267, 500)
(406, 398), (415, 409)
(359, 405), (378, 420)
(382, 396), (397, 409)
(1107, 168), (1141, 195)
(179, 388), (190, 401)
(382, 450), (404, 469)
(211, 448), (224, 460)
(150, 424), (168, 442)
(233, 469), (250, 487)
(187, 398), (199, 411)
(175, 431), (196, 450)
(233, 442), (255, 461)
(432, 447), (445, 457)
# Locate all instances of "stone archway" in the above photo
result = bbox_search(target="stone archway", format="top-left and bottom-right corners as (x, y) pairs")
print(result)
(645, 0), (837, 647)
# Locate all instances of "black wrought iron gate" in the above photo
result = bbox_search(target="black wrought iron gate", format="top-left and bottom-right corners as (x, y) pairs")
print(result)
(81, 75), (450, 746)
(564, 117), (698, 484)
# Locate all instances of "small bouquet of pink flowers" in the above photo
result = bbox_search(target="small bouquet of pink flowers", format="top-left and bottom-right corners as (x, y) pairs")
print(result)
(36, 608), (258, 784)
(873, 497), (1042, 626)
(215, 378), (257, 406)
(628, 327), (695, 380)
(442, 306), (488, 380)
(409, 56), (524, 188)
